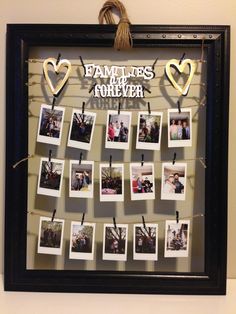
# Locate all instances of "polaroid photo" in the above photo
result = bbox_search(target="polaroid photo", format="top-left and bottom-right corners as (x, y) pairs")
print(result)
(161, 162), (187, 201)
(130, 162), (155, 201)
(168, 108), (192, 148)
(37, 104), (65, 146)
(100, 163), (124, 202)
(136, 111), (163, 150)
(37, 157), (65, 197)
(69, 221), (96, 260)
(133, 224), (158, 261)
(105, 110), (132, 150)
(164, 220), (190, 258)
(103, 224), (128, 261)
(67, 109), (96, 151)
(69, 160), (94, 198)
(37, 216), (64, 255)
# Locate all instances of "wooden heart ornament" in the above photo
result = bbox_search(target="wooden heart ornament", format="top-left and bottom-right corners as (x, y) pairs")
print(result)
(43, 58), (72, 96)
(165, 59), (197, 96)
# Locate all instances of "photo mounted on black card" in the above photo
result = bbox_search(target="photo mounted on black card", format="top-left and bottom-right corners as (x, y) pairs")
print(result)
(168, 108), (192, 148)
(67, 109), (96, 151)
(103, 224), (128, 261)
(161, 162), (187, 201)
(69, 160), (94, 198)
(37, 157), (65, 197)
(136, 111), (163, 150)
(37, 104), (65, 146)
(100, 163), (124, 202)
(164, 220), (190, 257)
(105, 110), (132, 150)
(69, 221), (96, 260)
(37, 216), (64, 255)
(133, 224), (158, 261)
(130, 162), (155, 200)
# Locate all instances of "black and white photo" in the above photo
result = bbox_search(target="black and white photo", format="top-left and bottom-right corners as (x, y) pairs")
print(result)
(103, 224), (128, 261)
(133, 224), (158, 260)
(37, 216), (64, 255)
(37, 157), (65, 197)
(130, 163), (155, 200)
(136, 111), (163, 150)
(168, 108), (192, 147)
(161, 162), (187, 201)
(164, 220), (190, 257)
(100, 163), (124, 202)
(69, 221), (95, 260)
(69, 160), (94, 198)
(37, 104), (65, 146)
(67, 109), (96, 151)
(105, 110), (132, 150)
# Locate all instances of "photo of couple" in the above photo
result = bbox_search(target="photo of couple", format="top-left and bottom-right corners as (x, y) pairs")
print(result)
(168, 109), (192, 147)
(136, 112), (163, 150)
(133, 224), (158, 260)
(69, 161), (94, 198)
(161, 163), (187, 201)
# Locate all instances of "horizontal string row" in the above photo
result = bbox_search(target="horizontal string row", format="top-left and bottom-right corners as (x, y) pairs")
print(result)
(13, 155), (206, 169)
(26, 58), (207, 67)
(27, 209), (205, 224)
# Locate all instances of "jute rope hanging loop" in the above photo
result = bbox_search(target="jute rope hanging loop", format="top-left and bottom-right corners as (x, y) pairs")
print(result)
(98, 0), (133, 50)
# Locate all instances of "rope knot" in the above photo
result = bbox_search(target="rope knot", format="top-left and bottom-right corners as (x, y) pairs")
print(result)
(98, 0), (133, 50)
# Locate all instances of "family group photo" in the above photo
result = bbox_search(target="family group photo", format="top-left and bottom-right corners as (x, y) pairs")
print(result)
(100, 164), (124, 201)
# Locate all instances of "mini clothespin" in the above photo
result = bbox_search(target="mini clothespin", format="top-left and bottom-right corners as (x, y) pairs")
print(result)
(179, 52), (186, 65)
(48, 149), (52, 162)
(113, 217), (117, 230)
(147, 102), (151, 115)
(109, 155), (112, 168)
(81, 213), (85, 226)
(177, 100), (181, 113)
(118, 102), (121, 115)
(79, 152), (83, 165)
(142, 85), (151, 94)
(176, 211), (179, 224)
(152, 57), (158, 71)
(142, 215), (146, 230)
(51, 209), (56, 222)
(141, 154), (144, 166)
(79, 55), (85, 76)
(82, 101), (85, 114)
(172, 152), (177, 165)
(51, 96), (56, 110)
(56, 53), (61, 66)
(89, 83), (96, 94)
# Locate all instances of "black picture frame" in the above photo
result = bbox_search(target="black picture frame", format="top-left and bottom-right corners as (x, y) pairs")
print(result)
(5, 24), (230, 294)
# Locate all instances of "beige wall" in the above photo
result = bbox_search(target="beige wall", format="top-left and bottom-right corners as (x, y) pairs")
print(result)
(0, 0), (235, 279)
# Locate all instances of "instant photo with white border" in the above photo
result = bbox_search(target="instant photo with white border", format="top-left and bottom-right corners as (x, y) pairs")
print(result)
(103, 224), (128, 261)
(105, 110), (132, 150)
(164, 220), (190, 258)
(168, 108), (192, 148)
(161, 162), (187, 201)
(133, 223), (158, 261)
(69, 160), (94, 198)
(37, 216), (65, 255)
(100, 163), (124, 202)
(69, 221), (96, 260)
(136, 111), (163, 150)
(37, 157), (65, 197)
(130, 162), (155, 201)
(37, 104), (65, 146)
(67, 109), (97, 151)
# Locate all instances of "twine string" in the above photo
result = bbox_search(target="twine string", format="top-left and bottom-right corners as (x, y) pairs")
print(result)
(98, 0), (133, 50)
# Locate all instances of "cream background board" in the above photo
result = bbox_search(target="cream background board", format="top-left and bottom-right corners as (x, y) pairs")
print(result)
(0, 0), (235, 302)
